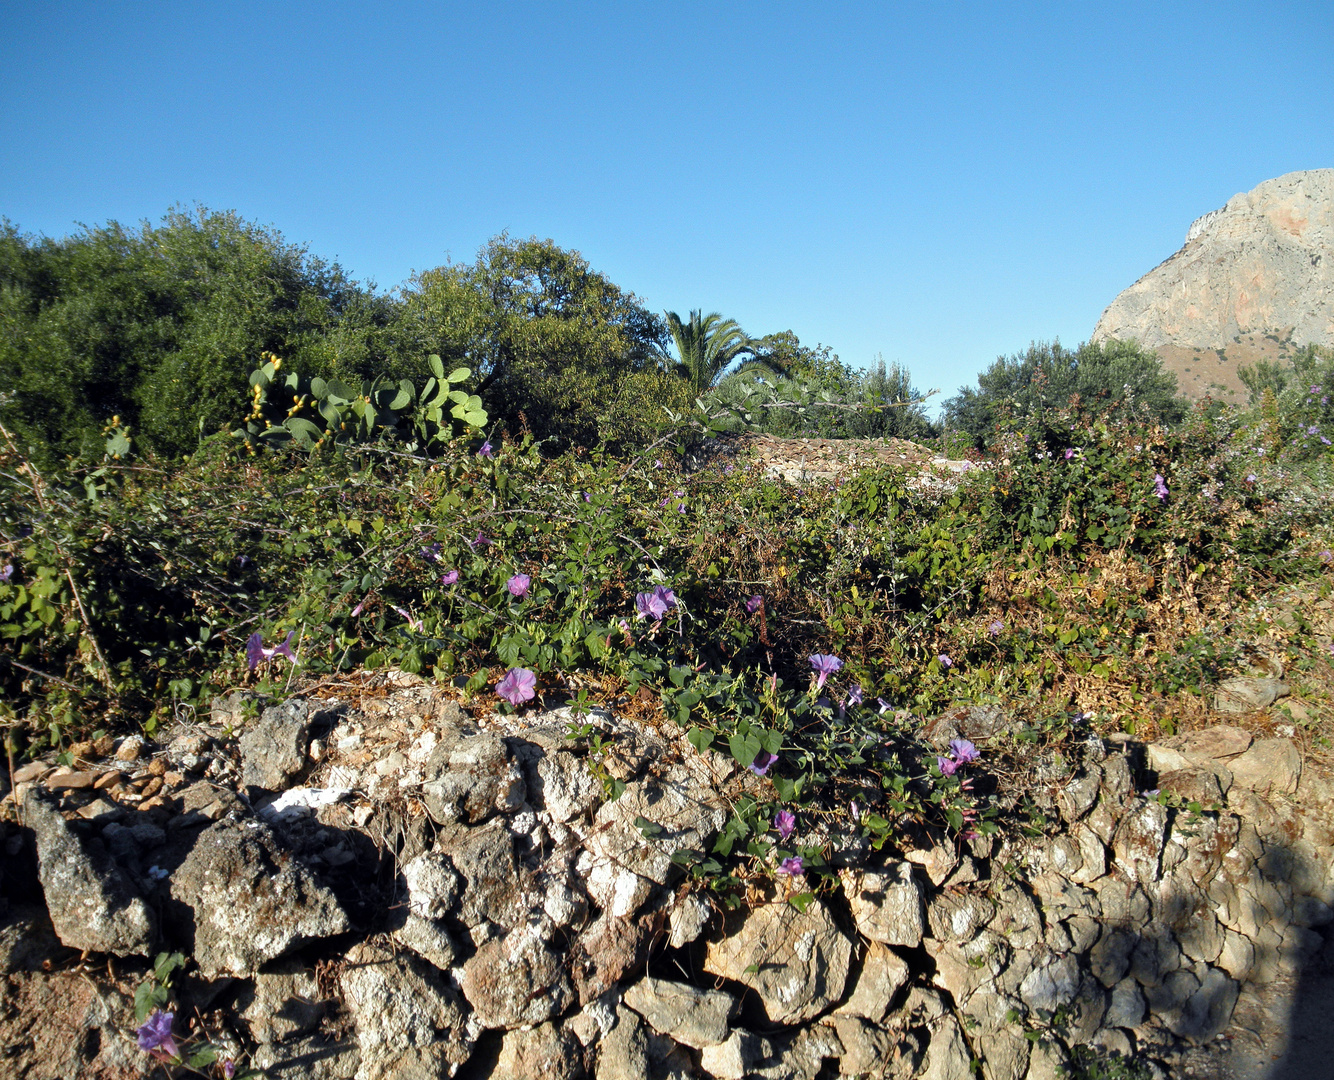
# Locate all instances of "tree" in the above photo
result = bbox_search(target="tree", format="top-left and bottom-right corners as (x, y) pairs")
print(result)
(665, 310), (777, 394)
(0, 208), (377, 460)
(943, 339), (1184, 450)
(400, 236), (667, 446)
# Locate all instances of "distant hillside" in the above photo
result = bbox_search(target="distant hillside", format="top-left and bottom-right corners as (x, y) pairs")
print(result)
(1093, 169), (1334, 403)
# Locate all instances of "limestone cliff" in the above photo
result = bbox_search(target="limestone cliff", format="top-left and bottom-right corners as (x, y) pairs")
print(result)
(1093, 169), (1334, 402)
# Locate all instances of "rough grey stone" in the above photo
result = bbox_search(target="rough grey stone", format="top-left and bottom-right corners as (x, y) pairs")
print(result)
(579, 763), (727, 918)
(339, 941), (473, 1080)
(841, 863), (925, 946)
(240, 698), (337, 791)
(400, 851), (461, 920)
(421, 731), (526, 826)
(1019, 954), (1080, 1012)
(1106, 978), (1146, 1029)
(461, 924), (575, 1028)
(495, 1022), (586, 1080)
(1059, 767), (1103, 823)
(1112, 800), (1169, 885)
(169, 818), (348, 977)
(622, 975), (735, 1048)
(238, 963), (327, 1044)
(927, 890), (994, 944)
(437, 818), (536, 930)
(835, 939), (911, 1022)
(23, 787), (156, 957)
(1229, 738), (1302, 796)
(596, 1006), (650, 1080)
(920, 1013), (972, 1080)
(532, 748), (604, 823)
(390, 914), (460, 971)
(667, 891), (712, 948)
(703, 893), (853, 1024)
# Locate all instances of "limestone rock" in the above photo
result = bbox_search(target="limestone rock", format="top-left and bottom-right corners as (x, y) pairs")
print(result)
(1228, 737), (1302, 796)
(835, 939), (911, 1021)
(1111, 800), (1168, 885)
(240, 698), (338, 791)
(1160, 725), (1253, 762)
(841, 863), (925, 946)
(622, 976), (735, 1048)
(340, 941), (473, 1080)
(169, 818), (348, 977)
(920, 1013), (972, 1080)
(579, 764), (727, 918)
(1093, 170), (1334, 404)
(495, 1022), (587, 1080)
(461, 924), (575, 1028)
(667, 891), (712, 948)
(596, 1006), (649, 1080)
(421, 730), (526, 826)
(436, 818), (535, 930)
(23, 787), (157, 957)
(704, 894), (853, 1024)
(238, 963), (327, 1044)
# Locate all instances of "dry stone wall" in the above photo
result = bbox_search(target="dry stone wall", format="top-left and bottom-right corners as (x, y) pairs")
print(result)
(3, 671), (1333, 1079)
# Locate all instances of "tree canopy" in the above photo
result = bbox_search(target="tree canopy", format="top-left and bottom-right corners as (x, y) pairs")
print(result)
(401, 236), (667, 446)
(943, 339), (1184, 450)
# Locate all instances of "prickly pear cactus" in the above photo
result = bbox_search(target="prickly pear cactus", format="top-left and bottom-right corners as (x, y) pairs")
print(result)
(234, 353), (488, 454)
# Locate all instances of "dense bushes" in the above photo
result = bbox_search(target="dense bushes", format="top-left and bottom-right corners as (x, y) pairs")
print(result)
(943, 339), (1186, 451)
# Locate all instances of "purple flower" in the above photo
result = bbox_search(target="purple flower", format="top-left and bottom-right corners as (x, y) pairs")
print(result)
(937, 755), (960, 777)
(583, 491), (591, 502)
(849, 801), (862, 824)
(1063, 448), (1076, 460)
(1153, 474), (1169, 501)
(469, 530), (490, 548)
(749, 750), (777, 776)
(777, 856), (804, 876)
(846, 684), (864, 707)
(877, 697), (892, 715)
(477, 440), (495, 459)
(1308, 425), (1320, 436)
(746, 595), (763, 614)
(136, 1009), (179, 1059)
(350, 601), (366, 617)
(393, 606), (424, 632)
(246, 630), (297, 672)
(1246, 473), (1257, 483)
(419, 542), (442, 562)
(635, 585), (677, 621)
(938, 653), (952, 669)
(441, 570), (459, 585)
(1313, 386), (1323, 394)
(1320, 551), (1333, 563)
(988, 619), (1004, 637)
(774, 809), (796, 841)
(809, 654), (842, 689)
(223, 1062), (236, 1080)
(949, 738), (979, 765)
(496, 667), (537, 707)
(507, 573), (531, 598)
(0, 563), (11, 584)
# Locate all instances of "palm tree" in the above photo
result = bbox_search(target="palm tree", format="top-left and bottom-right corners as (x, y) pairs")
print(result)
(664, 310), (761, 394)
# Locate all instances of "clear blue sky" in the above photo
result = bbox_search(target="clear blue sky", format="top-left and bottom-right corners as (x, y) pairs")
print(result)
(3, 1), (1330, 410)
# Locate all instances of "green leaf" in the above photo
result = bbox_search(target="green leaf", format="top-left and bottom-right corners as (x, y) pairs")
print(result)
(428, 354), (445, 379)
(686, 727), (713, 754)
(447, 366), (471, 383)
(634, 816), (664, 839)
(787, 891), (815, 913)
(187, 1049), (218, 1068)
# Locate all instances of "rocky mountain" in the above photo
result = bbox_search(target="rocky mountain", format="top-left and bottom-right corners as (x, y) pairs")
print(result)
(1093, 169), (1334, 403)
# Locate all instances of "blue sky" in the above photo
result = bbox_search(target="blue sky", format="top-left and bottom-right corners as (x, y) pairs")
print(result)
(3, 1), (1331, 410)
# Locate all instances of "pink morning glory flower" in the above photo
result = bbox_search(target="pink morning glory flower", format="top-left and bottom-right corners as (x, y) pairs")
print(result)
(949, 738), (979, 764)
(477, 440), (495, 459)
(938, 653), (952, 669)
(846, 684), (864, 707)
(1063, 448), (1076, 460)
(635, 585), (677, 620)
(496, 667), (537, 706)
(223, 1062), (236, 1080)
(1153, 474), (1169, 501)
(507, 573), (531, 598)
(988, 619), (1004, 637)
(749, 750), (777, 776)
(0, 563), (12, 583)
(777, 856), (804, 876)
(246, 631), (297, 672)
(745, 595), (763, 614)
(774, 809), (796, 841)
(809, 654), (842, 689)
(937, 755), (960, 777)
(441, 570), (459, 585)
(393, 606), (424, 632)
(136, 1010), (179, 1059)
